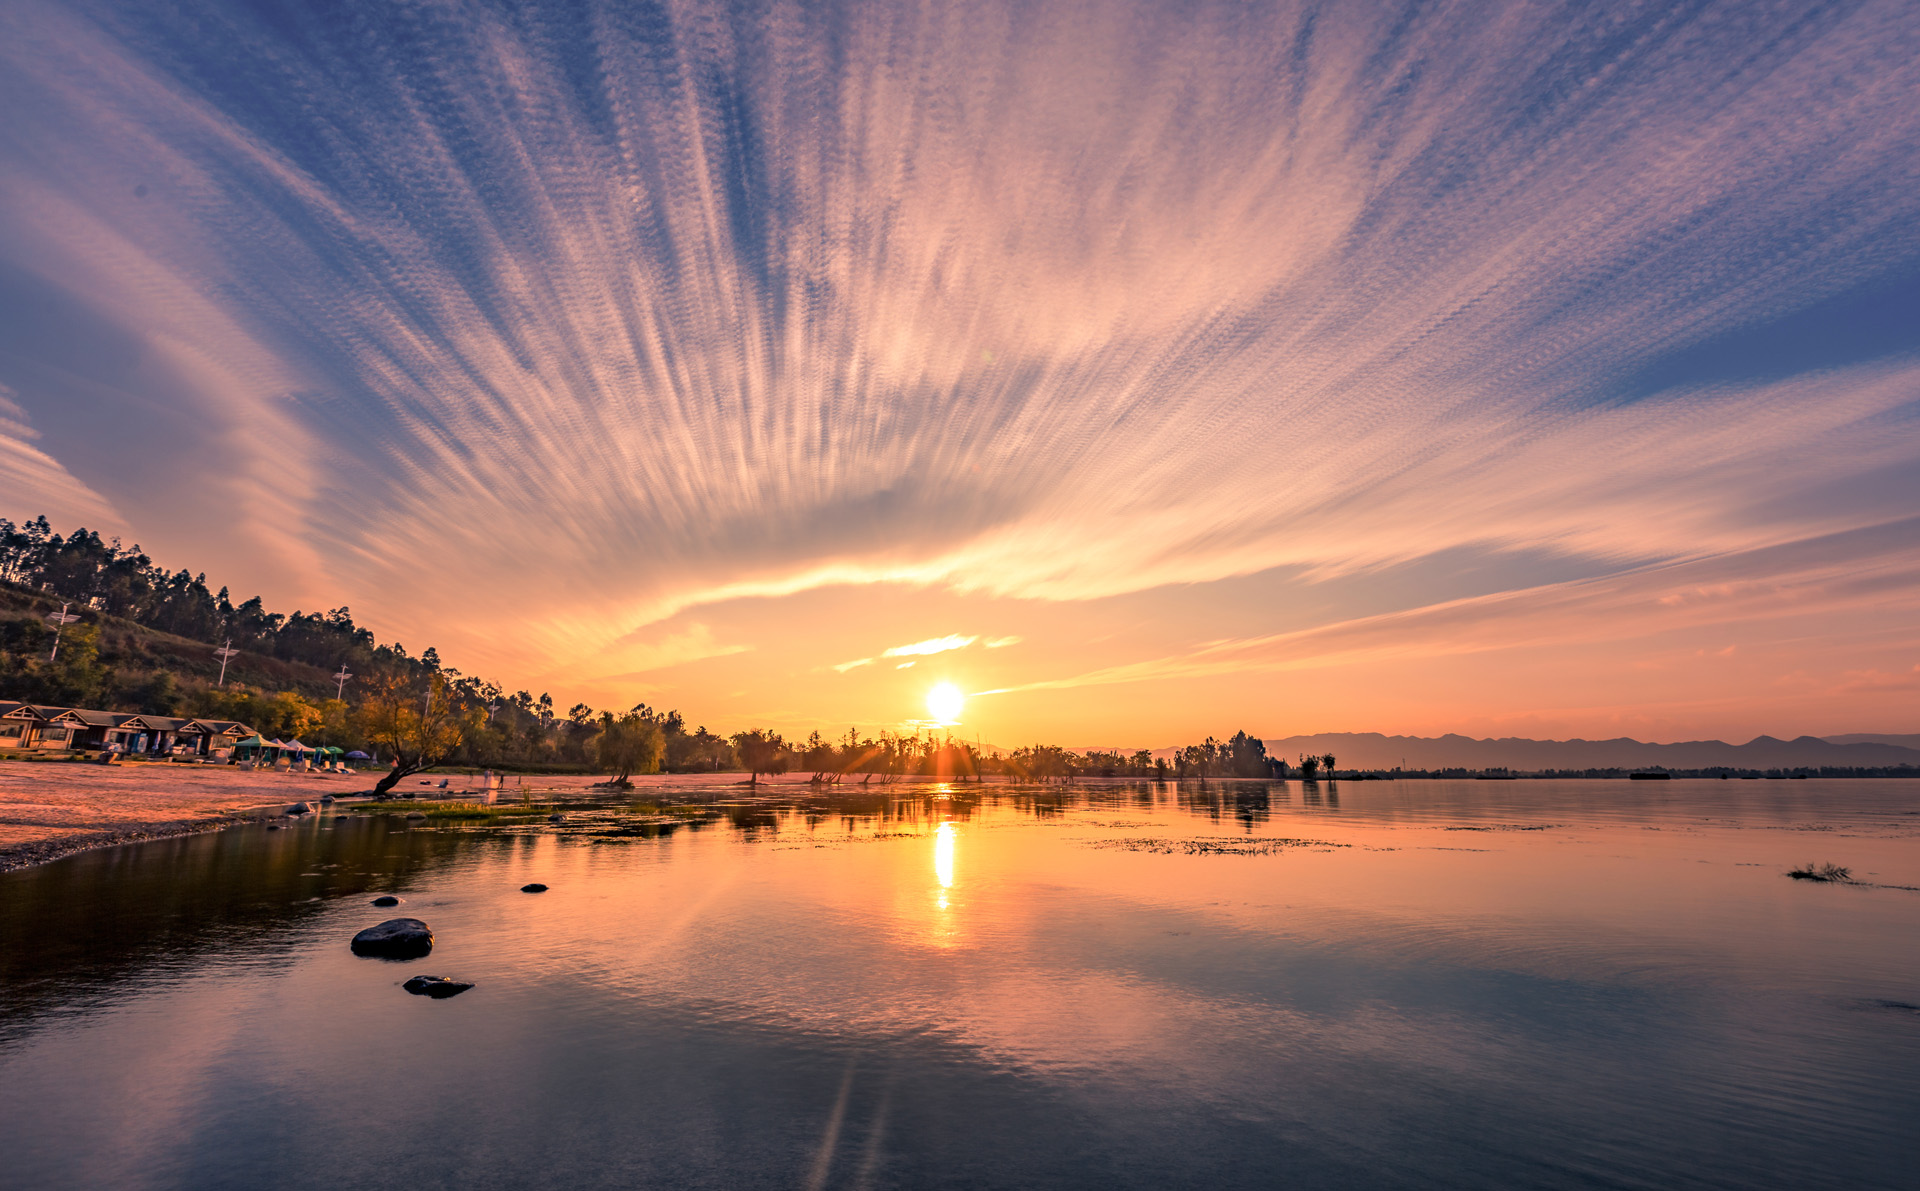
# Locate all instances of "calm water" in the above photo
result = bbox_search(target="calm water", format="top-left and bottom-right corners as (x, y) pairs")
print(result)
(2, 779), (1917, 1190)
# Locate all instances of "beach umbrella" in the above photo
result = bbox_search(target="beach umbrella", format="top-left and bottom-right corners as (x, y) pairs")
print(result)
(346, 750), (370, 760)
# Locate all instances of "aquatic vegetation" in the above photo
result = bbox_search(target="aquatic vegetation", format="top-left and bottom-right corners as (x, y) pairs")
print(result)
(1087, 836), (1349, 856)
(1787, 862), (1852, 882)
(354, 801), (544, 822)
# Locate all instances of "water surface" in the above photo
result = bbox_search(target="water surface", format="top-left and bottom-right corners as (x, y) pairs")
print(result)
(2, 779), (1917, 1189)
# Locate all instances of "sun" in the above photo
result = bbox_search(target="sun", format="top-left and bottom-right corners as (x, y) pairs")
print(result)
(927, 682), (965, 723)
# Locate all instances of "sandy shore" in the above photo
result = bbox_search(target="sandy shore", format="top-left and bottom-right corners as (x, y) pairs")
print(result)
(0, 763), (924, 872)
(0, 760), (382, 872)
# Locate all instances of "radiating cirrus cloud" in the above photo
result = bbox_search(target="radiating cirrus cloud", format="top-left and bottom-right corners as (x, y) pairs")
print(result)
(0, 0), (1916, 727)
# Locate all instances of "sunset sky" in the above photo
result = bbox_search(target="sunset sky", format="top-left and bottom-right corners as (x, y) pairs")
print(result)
(1, 0), (1916, 746)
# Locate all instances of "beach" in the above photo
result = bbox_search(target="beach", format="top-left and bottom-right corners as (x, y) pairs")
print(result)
(0, 762), (773, 871)
(0, 760), (374, 871)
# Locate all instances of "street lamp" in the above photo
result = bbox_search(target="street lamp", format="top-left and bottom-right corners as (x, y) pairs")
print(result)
(45, 603), (79, 662)
(333, 666), (353, 700)
(214, 640), (240, 686)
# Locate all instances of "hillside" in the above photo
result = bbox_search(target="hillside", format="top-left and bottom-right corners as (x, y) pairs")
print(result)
(0, 581), (348, 704)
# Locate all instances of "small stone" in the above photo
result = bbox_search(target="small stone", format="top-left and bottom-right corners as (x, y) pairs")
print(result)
(266, 824), (282, 831)
(406, 811), (426, 820)
(350, 918), (433, 958)
(521, 883), (548, 893)
(319, 795), (336, 805)
(288, 802), (312, 815)
(547, 813), (566, 824)
(402, 975), (474, 998)
(370, 895), (401, 907)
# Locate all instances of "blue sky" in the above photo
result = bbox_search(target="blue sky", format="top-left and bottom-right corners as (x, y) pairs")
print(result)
(1, 0), (1916, 742)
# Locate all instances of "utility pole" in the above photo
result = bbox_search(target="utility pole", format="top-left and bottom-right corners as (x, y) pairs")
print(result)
(214, 640), (239, 686)
(45, 603), (79, 662)
(333, 665), (353, 700)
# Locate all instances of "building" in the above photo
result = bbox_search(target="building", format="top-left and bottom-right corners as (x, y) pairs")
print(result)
(0, 702), (255, 758)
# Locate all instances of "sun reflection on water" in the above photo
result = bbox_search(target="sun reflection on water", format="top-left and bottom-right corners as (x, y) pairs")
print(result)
(934, 821), (956, 910)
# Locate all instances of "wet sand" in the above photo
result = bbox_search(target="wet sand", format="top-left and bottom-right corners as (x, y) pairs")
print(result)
(0, 760), (377, 871)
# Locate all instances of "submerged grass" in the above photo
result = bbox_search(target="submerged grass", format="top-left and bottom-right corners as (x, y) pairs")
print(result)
(354, 801), (548, 822)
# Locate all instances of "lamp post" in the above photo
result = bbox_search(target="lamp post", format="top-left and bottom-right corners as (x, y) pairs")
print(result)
(214, 640), (239, 686)
(333, 666), (353, 700)
(45, 603), (79, 662)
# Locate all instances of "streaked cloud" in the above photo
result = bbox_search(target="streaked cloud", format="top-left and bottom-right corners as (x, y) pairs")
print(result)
(883, 635), (978, 659)
(985, 636), (1023, 650)
(0, 0), (1915, 736)
(600, 623), (749, 678)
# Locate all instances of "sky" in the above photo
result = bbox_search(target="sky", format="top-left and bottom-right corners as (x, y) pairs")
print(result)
(1, 0), (1917, 747)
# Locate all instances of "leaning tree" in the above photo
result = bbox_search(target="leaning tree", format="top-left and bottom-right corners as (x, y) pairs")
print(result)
(357, 673), (471, 797)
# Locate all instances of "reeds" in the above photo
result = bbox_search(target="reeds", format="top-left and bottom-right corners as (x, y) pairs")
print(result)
(1787, 862), (1852, 882)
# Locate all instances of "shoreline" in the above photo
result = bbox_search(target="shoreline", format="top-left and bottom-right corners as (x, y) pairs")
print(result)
(0, 758), (381, 875)
(0, 810), (284, 874)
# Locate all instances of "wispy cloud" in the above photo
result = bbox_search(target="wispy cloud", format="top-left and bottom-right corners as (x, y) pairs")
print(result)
(993, 515), (1920, 694)
(985, 636), (1023, 649)
(832, 657), (874, 674)
(882, 635), (978, 658)
(0, 0), (1915, 708)
(598, 624), (750, 677)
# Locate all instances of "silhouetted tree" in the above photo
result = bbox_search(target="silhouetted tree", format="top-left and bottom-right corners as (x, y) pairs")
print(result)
(595, 711), (665, 786)
(731, 728), (790, 784)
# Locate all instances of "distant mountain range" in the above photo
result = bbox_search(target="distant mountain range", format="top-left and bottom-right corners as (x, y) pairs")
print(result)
(1245, 732), (1920, 771)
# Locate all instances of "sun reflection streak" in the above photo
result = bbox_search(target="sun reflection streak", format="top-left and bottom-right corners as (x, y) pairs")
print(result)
(934, 821), (956, 898)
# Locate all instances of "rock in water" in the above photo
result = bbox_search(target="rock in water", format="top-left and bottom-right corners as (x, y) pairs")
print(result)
(547, 813), (566, 824)
(402, 975), (474, 998)
(370, 895), (401, 907)
(288, 802), (312, 815)
(350, 918), (433, 958)
(521, 883), (548, 893)
(319, 795), (336, 805)
(405, 811), (426, 820)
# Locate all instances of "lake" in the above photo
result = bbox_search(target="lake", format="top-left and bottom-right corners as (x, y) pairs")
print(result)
(2, 778), (1917, 1189)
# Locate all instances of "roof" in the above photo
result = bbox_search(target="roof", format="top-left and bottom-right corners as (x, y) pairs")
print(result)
(0, 702), (252, 737)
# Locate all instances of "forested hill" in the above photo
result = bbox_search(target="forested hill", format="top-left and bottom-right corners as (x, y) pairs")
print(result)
(1258, 732), (1920, 772)
(0, 578), (354, 707)
(0, 515), (430, 683)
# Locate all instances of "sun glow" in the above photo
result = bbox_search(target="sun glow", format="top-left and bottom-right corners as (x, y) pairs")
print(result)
(927, 682), (965, 723)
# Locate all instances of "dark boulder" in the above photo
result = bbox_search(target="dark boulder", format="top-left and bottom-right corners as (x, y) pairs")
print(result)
(405, 811), (426, 820)
(402, 975), (474, 998)
(350, 918), (433, 958)
(521, 883), (549, 893)
(319, 795), (336, 805)
(288, 802), (312, 815)
(547, 813), (566, 824)
(370, 895), (402, 907)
